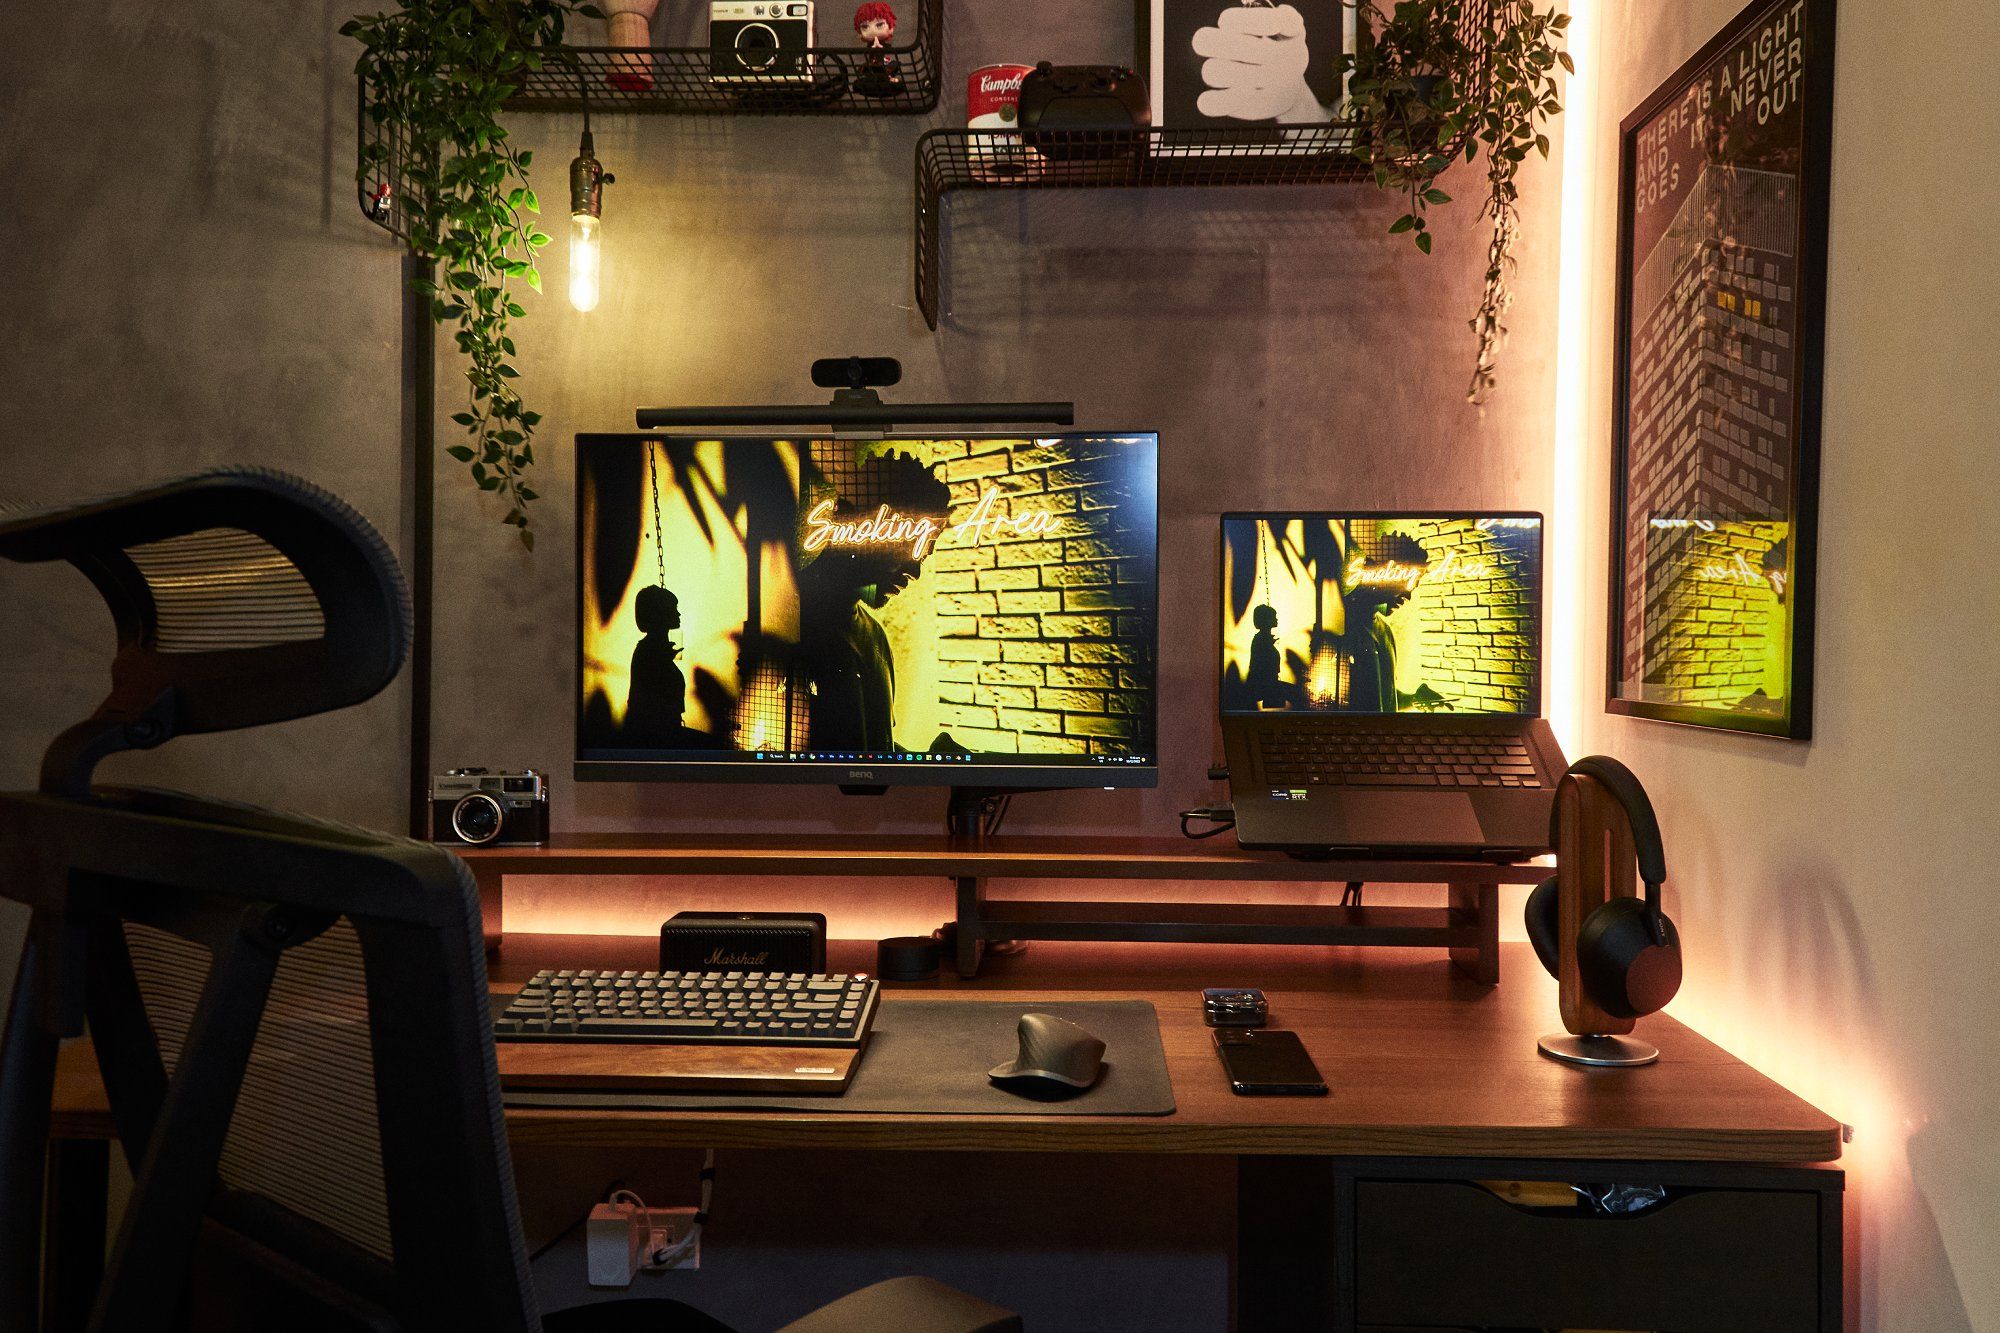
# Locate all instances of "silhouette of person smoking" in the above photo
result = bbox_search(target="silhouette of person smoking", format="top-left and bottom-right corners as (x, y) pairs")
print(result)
(1342, 533), (1428, 713)
(796, 453), (951, 752)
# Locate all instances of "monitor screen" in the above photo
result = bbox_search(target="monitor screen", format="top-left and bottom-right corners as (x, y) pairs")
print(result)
(578, 433), (1160, 785)
(1219, 512), (1543, 717)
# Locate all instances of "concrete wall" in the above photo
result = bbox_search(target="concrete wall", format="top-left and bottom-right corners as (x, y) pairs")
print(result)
(1, 1), (1560, 1328)
(1558, 2), (2000, 1327)
(0, 0), (407, 824)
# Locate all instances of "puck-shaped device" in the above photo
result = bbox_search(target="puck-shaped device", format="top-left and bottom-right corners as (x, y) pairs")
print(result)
(876, 935), (942, 981)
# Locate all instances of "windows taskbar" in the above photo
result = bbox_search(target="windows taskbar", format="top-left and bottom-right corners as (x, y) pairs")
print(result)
(576, 750), (1152, 767)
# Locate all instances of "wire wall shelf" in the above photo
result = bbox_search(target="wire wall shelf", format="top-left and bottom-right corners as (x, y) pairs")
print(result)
(357, 0), (941, 239)
(501, 0), (941, 115)
(914, 125), (1396, 329)
(911, 0), (1496, 329)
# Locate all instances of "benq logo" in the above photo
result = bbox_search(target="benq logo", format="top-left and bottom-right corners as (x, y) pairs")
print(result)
(848, 769), (876, 780)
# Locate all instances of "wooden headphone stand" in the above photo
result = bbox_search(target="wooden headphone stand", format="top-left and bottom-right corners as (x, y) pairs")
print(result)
(1539, 772), (1660, 1068)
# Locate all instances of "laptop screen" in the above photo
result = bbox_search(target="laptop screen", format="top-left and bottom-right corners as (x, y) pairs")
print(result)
(1219, 513), (1544, 717)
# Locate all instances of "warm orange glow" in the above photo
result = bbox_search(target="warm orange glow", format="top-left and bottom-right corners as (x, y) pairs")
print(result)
(1549, 0), (1600, 755)
(1665, 983), (1897, 1183)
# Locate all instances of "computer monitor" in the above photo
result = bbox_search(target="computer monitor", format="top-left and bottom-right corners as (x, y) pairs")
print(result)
(578, 433), (1160, 788)
(1218, 512), (1544, 716)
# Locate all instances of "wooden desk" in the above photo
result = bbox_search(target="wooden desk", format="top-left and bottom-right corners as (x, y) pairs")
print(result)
(45, 940), (1844, 1331)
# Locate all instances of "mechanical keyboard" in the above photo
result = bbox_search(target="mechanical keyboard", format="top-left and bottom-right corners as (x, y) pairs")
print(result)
(493, 968), (880, 1048)
(1258, 724), (1543, 789)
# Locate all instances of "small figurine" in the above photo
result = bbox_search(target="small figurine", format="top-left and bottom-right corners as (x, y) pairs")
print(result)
(853, 1), (902, 97)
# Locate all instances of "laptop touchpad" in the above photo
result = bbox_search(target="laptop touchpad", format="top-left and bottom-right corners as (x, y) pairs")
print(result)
(1335, 790), (1483, 844)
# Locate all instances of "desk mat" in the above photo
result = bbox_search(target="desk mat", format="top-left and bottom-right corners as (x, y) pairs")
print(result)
(498, 999), (1175, 1116)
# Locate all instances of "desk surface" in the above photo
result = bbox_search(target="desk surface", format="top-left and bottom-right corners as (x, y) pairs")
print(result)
(51, 939), (1839, 1163)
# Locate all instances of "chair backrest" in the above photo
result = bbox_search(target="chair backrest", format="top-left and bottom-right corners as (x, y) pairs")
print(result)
(0, 468), (410, 796)
(0, 471), (540, 1332)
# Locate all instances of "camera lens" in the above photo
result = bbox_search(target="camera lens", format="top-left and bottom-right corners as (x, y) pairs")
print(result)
(451, 792), (504, 845)
(736, 22), (779, 68)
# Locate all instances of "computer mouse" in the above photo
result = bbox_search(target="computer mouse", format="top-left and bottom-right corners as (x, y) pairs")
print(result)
(987, 1012), (1105, 1092)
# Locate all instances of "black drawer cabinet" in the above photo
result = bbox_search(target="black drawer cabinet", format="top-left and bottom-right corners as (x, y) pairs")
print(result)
(1238, 1156), (1843, 1332)
(1352, 1178), (1828, 1332)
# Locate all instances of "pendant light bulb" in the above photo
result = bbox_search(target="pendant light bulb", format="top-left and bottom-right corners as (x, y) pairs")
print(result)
(568, 125), (610, 314)
(570, 211), (601, 314)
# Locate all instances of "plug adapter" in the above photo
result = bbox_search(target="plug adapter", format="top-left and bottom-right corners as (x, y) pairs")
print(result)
(637, 1205), (701, 1271)
(586, 1202), (648, 1288)
(586, 1201), (703, 1284)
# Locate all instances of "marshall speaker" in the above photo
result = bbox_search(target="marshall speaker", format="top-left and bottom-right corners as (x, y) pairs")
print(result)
(660, 911), (828, 973)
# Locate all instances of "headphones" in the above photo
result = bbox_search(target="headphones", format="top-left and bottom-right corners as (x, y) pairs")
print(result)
(1524, 755), (1683, 1020)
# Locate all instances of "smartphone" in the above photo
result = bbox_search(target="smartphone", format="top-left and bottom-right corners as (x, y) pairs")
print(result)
(1214, 1028), (1328, 1096)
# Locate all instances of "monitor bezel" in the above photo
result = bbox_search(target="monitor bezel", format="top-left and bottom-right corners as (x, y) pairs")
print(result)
(1216, 509), (1547, 720)
(575, 430), (1161, 789)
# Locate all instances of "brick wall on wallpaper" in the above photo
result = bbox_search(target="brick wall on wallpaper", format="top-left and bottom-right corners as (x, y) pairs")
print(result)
(1649, 523), (1783, 707)
(926, 439), (1153, 754)
(1402, 521), (1538, 712)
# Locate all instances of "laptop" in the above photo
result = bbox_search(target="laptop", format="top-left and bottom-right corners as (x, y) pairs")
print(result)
(1218, 511), (1566, 858)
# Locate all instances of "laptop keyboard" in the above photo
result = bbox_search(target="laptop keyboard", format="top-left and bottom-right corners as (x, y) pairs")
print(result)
(1258, 724), (1543, 789)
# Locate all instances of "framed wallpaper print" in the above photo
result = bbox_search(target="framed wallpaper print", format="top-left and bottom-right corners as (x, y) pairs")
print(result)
(1608, 0), (1835, 739)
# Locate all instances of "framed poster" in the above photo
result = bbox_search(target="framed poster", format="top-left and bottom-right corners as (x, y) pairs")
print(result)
(1138, 0), (1357, 132)
(1608, 0), (1835, 739)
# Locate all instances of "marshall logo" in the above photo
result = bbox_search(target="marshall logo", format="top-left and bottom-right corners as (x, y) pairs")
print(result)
(662, 911), (826, 976)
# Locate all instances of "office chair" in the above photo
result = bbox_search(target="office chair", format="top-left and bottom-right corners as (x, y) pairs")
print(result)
(0, 470), (1019, 1333)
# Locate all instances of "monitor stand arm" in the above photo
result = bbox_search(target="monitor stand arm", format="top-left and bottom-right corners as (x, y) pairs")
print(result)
(944, 786), (1029, 840)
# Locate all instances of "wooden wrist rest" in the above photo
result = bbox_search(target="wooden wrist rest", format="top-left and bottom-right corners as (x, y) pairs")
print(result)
(496, 1041), (861, 1095)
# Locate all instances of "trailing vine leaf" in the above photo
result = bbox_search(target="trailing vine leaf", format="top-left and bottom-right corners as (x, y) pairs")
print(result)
(1340, 0), (1569, 403)
(343, 0), (604, 549)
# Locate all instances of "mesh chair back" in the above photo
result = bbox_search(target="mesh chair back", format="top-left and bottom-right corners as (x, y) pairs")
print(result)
(123, 916), (394, 1261)
(0, 472), (540, 1332)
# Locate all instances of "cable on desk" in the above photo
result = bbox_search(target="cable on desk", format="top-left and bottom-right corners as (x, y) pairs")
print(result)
(1178, 806), (1236, 840)
(530, 1177), (626, 1264)
(641, 1149), (716, 1267)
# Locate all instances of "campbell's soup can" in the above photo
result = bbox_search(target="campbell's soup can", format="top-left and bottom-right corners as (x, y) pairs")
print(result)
(967, 63), (1041, 180)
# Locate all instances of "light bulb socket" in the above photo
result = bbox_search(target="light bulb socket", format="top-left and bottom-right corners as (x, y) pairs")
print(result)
(570, 131), (607, 220)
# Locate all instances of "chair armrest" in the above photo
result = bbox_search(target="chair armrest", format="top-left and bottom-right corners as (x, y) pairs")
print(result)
(776, 1275), (1021, 1333)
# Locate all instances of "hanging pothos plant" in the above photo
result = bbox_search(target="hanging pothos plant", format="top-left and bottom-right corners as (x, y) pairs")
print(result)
(1340, 0), (1571, 403)
(344, 0), (603, 549)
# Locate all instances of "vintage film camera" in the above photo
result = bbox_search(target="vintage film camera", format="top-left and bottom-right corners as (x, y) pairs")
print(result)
(710, 1), (816, 83)
(431, 768), (550, 847)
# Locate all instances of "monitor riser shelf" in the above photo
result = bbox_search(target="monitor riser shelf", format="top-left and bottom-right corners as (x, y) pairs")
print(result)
(456, 834), (1546, 981)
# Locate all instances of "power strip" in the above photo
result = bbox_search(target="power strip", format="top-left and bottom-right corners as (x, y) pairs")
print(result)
(585, 1201), (701, 1286)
